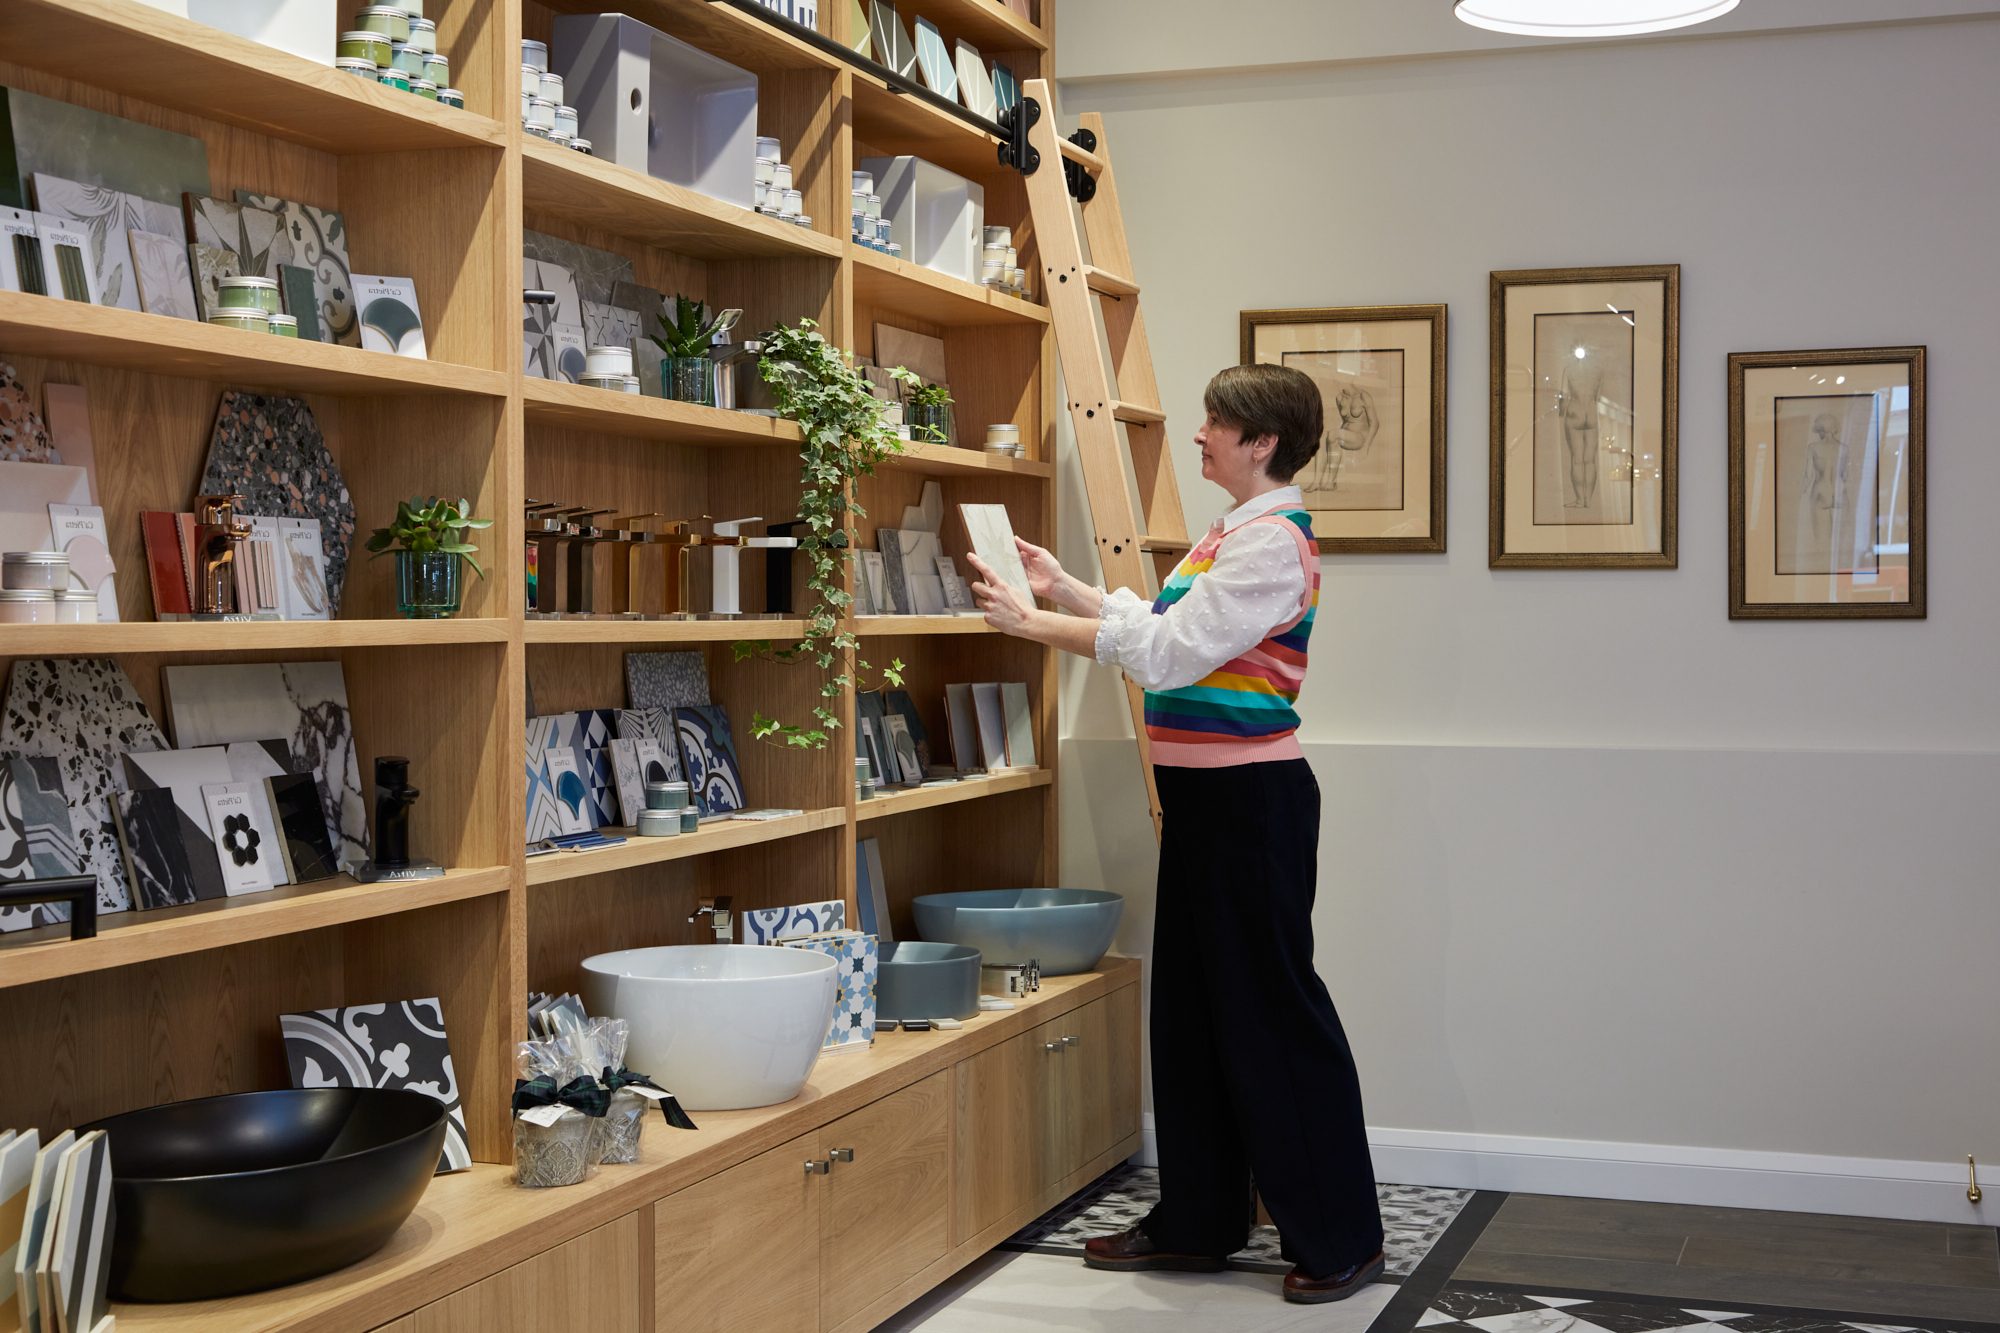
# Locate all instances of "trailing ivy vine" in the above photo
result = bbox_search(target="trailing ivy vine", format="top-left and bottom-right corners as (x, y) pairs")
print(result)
(734, 319), (914, 749)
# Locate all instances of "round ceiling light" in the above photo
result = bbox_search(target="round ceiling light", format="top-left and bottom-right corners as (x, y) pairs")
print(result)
(1453, 0), (1741, 38)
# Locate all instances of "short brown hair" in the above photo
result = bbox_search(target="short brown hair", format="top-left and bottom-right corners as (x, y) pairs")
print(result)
(1203, 364), (1323, 483)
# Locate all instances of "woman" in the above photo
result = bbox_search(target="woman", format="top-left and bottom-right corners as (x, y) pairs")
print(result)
(965, 363), (1386, 1306)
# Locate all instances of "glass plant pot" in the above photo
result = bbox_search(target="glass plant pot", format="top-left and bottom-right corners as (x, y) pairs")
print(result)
(662, 356), (717, 406)
(907, 401), (955, 446)
(395, 550), (464, 619)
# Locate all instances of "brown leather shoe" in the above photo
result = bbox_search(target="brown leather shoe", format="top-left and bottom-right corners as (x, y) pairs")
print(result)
(1082, 1226), (1228, 1274)
(1282, 1250), (1386, 1303)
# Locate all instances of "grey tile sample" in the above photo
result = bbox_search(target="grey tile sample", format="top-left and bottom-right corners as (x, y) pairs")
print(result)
(29, 174), (143, 310)
(187, 242), (240, 321)
(200, 392), (355, 614)
(955, 40), (996, 119)
(869, 0), (918, 78)
(623, 652), (711, 710)
(182, 194), (293, 282)
(128, 228), (199, 320)
(278, 263), (323, 341)
(0, 88), (210, 212)
(913, 17), (957, 100)
(524, 229), (632, 309)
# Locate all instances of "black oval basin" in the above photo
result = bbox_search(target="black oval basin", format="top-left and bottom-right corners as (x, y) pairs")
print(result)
(80, 1087), (447, 1302)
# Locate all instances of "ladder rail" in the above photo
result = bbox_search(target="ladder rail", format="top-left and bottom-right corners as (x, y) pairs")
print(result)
(1016, 79), (1191, 840)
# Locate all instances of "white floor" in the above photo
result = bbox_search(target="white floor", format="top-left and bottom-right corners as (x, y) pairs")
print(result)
(874, 1250), (1398, 1332)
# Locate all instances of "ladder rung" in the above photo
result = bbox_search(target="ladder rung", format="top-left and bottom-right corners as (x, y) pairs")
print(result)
(1140, 536), (1192, 555)
(1111, 400), (1165, 426)
(1058, 138), (1106, 175)
(1084, 265), (1138, 298)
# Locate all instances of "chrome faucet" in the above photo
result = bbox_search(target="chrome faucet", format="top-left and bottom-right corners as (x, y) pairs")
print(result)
(689, 895), (734, 943)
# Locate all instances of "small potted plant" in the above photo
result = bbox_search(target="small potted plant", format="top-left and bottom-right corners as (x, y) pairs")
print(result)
(366, 496), (492, 619)
(905, 381), (955, 446)
(650, 294), (728, 405)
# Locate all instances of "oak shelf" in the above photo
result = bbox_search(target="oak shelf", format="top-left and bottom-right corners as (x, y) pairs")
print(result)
(0, 867), (514, 991)
(851, 70), (1010, 182)
(880, 439), (1052, 479)
(895, 0), (1050, 54)
(856, 767), (1052, 821)
(851, 614), (996, 635)
(526, 807), (845, 885)
(851, 245), (1050, 327)
(0, 619), (513, 655)
(521, 137), (845, 261)
(0, 0), (509, 154)
(523, 617), (809, 645)
(0, 291), (510, 398)
(521, 377), (805, 447)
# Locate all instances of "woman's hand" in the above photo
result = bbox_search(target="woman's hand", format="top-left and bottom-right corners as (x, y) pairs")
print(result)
(1013, 537), (1100, 616)
(966, 553), (1038, 637)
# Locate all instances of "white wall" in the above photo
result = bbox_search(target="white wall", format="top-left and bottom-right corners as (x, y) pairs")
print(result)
(1050, 12), (2000, 1221)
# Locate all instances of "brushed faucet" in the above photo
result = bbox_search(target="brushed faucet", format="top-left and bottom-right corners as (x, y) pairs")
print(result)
(689, 895), (733, 943)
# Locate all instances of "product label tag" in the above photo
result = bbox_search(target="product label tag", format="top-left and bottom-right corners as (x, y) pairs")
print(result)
(626, 1085), (672, 1102)
(519, 1104), (570, 1128)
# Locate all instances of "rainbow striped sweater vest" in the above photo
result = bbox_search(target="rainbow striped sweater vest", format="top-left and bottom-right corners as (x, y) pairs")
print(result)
(1143, 505), (1319, 768)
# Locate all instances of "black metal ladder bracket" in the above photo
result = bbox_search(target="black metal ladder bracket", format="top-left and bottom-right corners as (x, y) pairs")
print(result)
(998, 97), (1042, 174)
(1063, 126), (1098, 202)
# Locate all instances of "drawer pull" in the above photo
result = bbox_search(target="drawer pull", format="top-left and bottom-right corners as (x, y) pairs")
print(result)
(1044, 1042), (1061, 1053)
(1061, 1035), (1081, 1047)
(829, 1147), (855, 1163)
(804, 1158), (831, 1176)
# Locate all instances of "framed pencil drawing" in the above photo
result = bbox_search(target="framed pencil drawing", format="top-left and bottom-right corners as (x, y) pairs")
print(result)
(1728, 346), (1925, 620)
(1488, 264), (1679, 568)
(1240, 303), (1447, 554)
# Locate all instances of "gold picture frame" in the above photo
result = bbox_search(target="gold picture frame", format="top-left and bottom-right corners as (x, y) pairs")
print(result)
(1240, 304), (1448, 554)
(1489, 264), (1679, 568)
(1728, 346), (1926, 620)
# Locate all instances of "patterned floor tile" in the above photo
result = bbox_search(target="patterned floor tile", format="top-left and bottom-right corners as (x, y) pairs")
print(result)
(1002, 1164), (1472, 1279)
(1411, 1291), (1985, 1333)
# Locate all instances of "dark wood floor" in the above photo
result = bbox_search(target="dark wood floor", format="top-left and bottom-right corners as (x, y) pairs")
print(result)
(1453, 1193), (2000, 1324)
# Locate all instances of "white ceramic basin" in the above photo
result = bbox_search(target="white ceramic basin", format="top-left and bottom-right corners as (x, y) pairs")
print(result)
(579, 945), (838, 1111)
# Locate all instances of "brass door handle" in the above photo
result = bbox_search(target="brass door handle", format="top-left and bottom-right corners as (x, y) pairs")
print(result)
(804, 1159), (831, 1176)
(830, 1147), (855, 1164)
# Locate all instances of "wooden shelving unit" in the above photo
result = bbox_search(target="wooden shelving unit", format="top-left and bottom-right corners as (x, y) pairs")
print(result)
(1, 0), (1078, 1326)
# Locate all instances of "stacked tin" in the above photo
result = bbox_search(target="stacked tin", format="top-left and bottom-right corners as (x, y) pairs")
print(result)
(519, 39), (591, 153)
(335, 3), (464, 107)
(979, 226), (1028, 298)
(753, 137), (814, 229)
(848, 170), (902, 258)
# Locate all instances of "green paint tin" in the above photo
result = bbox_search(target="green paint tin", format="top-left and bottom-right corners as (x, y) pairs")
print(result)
(390, 41), (425, 76)
(266, 313), (299, 338)
(410, 79), (439, 101)
(422, 53), (449, 86)
(208, 308), (268, 334)
(377, 67), (411, 92)
(337, 31), (392, 65)
(354, 6), (410, 43)
(335, 57), (379, 78)
(408, 17), (438, 54)
(217, 275), (279, 314)
(438, 87), (465, 109)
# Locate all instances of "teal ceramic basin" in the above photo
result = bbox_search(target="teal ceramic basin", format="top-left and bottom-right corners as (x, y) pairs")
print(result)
(876, 942), (982, 1020)
(910, 888), (1123, 976)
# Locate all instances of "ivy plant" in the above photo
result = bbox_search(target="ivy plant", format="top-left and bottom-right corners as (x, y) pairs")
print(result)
(734, 319), (915, 749)
(364, 496), (494, 577)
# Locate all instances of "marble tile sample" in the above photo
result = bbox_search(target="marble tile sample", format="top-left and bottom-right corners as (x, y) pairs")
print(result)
(281, 998), (472, 1172)
(672, 705), (745, 816)
(128, 228), (198, 319)
(0, 359), (55, 462)
(187, 242), (240, 321)
(112, 788), (202, 910)
(119, 747), (232, 904)
(623, 652), (711, 710)
(161, 662), (366, 872)
(0, 754), (84, 932)
(955, 40), (996, 119)
(0, 88), (210, 209)
(913, 17), (957, 100)
(524, 230), (632, 310)
(200, 392), (354, 613)
(959, 503), (1033, 600)
(1, 657), (170, 916)
(239, 191), (356, 345)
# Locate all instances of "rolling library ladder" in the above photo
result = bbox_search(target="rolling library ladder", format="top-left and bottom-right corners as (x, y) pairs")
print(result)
(1011, 78), (1189, 836)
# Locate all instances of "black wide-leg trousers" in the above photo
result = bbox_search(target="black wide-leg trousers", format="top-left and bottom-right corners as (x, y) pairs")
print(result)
(1140, 758), (1385, 1278)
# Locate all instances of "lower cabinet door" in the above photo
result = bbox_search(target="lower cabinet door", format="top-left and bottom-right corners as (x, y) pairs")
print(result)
(655, 1129), (823, 1333)
(820, 1072), (952, 1329)
(380, 1213), (645, 1332)
(1066, 986), (1142, 1172)
(950, 1021), (1063, 1246)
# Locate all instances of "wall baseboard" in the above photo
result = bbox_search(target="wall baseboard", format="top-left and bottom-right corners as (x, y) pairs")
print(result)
(1136, 1118), (1989, 1226)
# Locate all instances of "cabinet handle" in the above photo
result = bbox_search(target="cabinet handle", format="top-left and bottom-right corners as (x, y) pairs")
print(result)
(1061, 1035), (1081, 1048)
(804, 1159), (831, 1176)
(1044, 1042), (1061, 1053)
(829, 1147), (855, 1163)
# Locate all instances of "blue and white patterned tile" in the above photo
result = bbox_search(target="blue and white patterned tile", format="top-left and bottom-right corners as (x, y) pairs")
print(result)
(743, 899), (847, 945)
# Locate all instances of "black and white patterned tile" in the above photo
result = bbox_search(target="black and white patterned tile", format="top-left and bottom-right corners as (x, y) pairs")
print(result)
(280, 997), (470, 1173)
(1002, 1164), (1473, 1278)
(1411, 1289), (1997, 1333)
